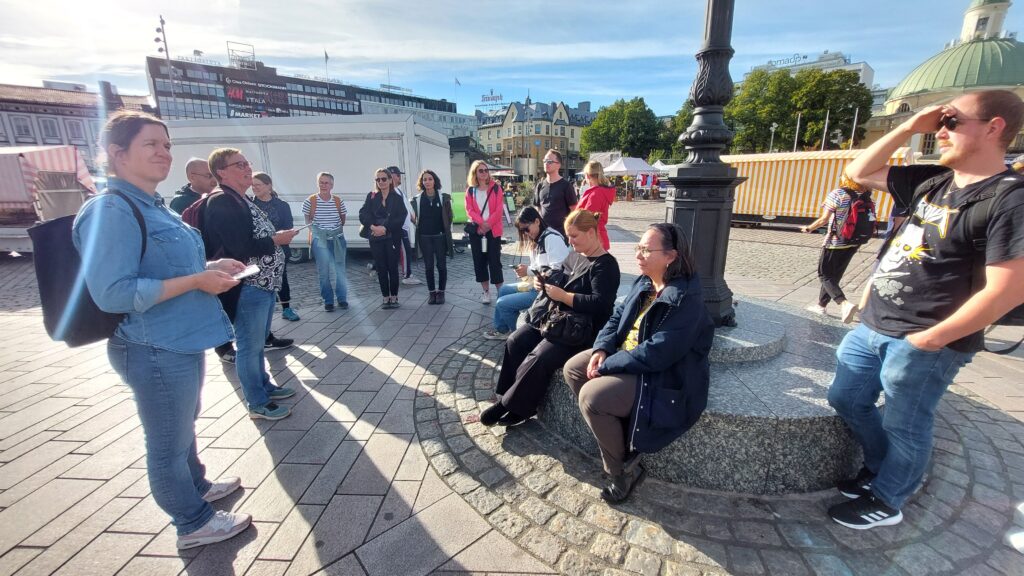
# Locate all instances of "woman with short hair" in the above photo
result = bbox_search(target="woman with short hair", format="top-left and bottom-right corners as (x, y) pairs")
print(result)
(563, 223), (714, 502)
(251, 171), (299, 321)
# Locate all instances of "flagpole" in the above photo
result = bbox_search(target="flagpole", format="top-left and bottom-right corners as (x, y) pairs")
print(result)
(324, 50), (329, 82)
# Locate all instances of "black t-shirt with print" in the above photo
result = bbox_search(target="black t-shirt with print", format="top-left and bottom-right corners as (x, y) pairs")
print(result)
(862, 165), (1024, 352)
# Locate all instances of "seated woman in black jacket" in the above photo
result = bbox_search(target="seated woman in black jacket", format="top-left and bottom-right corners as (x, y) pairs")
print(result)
(481, 209), (620, 427)
(563, 223), (714, 502)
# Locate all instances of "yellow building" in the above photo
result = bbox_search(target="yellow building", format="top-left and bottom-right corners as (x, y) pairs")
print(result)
(475, 97), (595, 178)
(862, 0), (1024, 154)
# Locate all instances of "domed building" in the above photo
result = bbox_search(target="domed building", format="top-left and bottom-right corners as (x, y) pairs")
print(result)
(862, 0), (1024, 154)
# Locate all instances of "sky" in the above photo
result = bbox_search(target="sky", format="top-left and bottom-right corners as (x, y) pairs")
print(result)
(0, 0), (1020, 117)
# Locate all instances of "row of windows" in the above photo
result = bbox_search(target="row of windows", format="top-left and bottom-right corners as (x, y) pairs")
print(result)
(0, 114), (90, 143)
(485, 126), (574, 140)
(154, 78), (226, 99)
(485, 140), (577, 153)
(286, 94), (359, 112)
(158, 97), (229, 119)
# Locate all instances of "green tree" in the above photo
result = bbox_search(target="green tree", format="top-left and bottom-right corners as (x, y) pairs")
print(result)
(581, 97), (662, 158)
(724, 69), (798, 153)
(791, 69), (873, 150)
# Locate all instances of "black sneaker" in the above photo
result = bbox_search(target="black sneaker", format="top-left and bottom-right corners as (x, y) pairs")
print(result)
(325, 303), (335, 312)
(828, 494), (903, 530)
(264, 336), (294, 350)
(838, 466), (876, 499)
(338, 302), (349, 310)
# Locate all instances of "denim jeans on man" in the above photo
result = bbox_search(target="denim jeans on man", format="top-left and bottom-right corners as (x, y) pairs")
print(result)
(827, 323), (973, 509)
(235, 285), (278, 409)
(108, 336), (214, 535)
(494, 283), (538, 333)
(312, 233), (348, 306)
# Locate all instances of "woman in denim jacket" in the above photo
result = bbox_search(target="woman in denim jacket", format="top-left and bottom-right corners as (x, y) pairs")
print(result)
(73, 111), (251, 550)
(563, 223), (714, 502)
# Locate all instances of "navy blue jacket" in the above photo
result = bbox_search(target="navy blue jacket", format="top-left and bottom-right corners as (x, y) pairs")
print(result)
(592, 274), (714, 453)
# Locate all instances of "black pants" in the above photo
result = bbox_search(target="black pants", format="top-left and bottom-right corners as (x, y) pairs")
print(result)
(817, 246), (858, 306)
(370, 236), (401, 298)
(419, 234), (447, 291)
(401, 229), (413, 277)
(495, 324), (582, 418)
(469, 232), (503, 284)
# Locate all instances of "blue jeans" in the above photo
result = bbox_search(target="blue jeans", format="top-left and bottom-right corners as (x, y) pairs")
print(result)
(107, 336), (213, 535)
(827, 324), (973, 509)
(235, 285), (278, 410)
(494, 284), (538, 333)
(312, 235), (348, 305)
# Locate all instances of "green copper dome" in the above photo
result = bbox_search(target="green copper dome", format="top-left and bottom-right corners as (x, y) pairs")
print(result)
(889, 38), (1024, 100)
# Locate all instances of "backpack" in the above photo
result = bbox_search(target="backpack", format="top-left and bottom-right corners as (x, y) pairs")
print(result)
(28, 191), (146, 347)
(967, 174), (1024, 353)
(180, 192), (210, 230)
(839, 189), (876, 244)
(307, 194), (344, 221)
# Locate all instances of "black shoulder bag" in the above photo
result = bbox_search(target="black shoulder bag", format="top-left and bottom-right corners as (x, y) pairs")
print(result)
(539, 256), (595, 347)
(464, 185), (491, 236)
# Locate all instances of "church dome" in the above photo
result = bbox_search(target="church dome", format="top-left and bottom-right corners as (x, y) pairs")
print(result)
(888, 37), (1024, 100)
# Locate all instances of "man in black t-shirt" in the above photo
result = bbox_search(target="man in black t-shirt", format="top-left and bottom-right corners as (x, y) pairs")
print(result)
(534, 149), (578, 236)
(827, 90), (1024, 530)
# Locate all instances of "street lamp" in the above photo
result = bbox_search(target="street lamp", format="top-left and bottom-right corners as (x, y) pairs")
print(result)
(849, 106), (860, 148)
(154, 15), (178, 118)
(768, 122), (778, 153)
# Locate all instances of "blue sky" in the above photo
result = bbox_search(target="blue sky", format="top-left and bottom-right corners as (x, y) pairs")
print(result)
(1, 1), (1020, 116)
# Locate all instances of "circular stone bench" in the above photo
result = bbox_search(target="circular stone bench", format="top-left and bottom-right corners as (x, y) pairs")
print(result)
(534, 298), (863, 495)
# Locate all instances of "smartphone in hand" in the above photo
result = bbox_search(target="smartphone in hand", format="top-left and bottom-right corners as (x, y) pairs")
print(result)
(232, 264), (260, 280)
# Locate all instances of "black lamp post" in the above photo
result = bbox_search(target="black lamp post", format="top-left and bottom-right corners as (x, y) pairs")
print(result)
(666, 0), (745, 327)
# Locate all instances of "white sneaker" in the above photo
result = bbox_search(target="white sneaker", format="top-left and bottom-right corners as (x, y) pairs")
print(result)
(202, 476), (241, 502)
(402, 276), (422, 285)
(841, 301), (859, 323)
(482, 330), (509, 341)
(176, 510), (251, 549)
(806, 303), (827, 315)
(480, 292), (492, 304)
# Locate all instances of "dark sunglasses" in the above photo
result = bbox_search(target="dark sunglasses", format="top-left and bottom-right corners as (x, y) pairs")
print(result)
(477, 167), (490, 173)
(375, 176), (390, 182)
(938, 115), (992, 131)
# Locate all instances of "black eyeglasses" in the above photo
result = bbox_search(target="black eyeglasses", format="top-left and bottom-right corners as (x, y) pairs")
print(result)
(938, 115), (992, 131)
(375, 176), (390, 182)
(225, 160), (251, 170)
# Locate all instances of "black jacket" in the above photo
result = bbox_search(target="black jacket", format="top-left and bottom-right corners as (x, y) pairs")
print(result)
(593, 274), (714, 453)
(169, 183), (201, 215)
(358, 189), (408, 241)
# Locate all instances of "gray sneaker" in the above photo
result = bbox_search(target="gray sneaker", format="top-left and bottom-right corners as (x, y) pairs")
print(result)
(177, 510), (251, 549)
(268, 386), (296, 400)
(249, 402), (290, 420)
(202, 476), (241, 502)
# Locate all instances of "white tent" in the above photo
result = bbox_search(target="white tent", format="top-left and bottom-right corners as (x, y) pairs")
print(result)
(603, 156), (658, 177)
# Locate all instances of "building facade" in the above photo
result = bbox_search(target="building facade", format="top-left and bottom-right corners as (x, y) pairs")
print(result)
(146, 57), (476, 137)
(747, 51), (875, 87)
(475, 98), (595, 178)
(0, 81), (153, 173)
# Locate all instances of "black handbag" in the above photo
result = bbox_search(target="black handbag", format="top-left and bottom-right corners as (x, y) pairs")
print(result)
(539, 304), (593, 347)
(464, 184), (492, 236)
(358, 224), (371, 239)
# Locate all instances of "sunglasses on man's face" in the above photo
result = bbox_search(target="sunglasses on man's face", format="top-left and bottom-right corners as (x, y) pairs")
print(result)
(938, 115), (992, 132)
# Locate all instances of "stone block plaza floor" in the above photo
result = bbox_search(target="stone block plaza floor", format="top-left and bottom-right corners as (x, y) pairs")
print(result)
(0, 200), (1021, 576)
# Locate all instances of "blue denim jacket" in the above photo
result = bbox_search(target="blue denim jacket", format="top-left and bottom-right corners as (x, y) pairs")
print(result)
(72, 178), (233, 353)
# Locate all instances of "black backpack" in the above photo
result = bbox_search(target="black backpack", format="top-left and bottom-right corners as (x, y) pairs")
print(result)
(28, 191), (146, 347)
(839, 189), (876, 244)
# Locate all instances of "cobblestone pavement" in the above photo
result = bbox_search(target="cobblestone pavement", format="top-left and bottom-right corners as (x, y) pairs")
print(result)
(0, 200), (1020, 575)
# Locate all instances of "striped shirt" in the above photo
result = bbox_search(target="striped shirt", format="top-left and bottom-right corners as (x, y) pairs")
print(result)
(823, 188), (855, 248)
(302, 194), (347, 231)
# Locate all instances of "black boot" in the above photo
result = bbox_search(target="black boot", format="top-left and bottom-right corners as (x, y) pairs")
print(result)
(601, 465), (646, 503)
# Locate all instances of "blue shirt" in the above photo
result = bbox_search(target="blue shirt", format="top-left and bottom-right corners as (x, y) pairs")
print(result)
(72, 177), (233, 353)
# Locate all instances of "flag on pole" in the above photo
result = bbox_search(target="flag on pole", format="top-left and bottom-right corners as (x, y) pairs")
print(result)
(455, 77), (461, 86)
(324, 50), (329, 62)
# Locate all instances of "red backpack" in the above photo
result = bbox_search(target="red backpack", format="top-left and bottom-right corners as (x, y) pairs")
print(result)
(839, 189), (876, 244)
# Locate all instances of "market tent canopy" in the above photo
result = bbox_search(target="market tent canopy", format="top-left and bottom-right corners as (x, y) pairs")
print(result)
(602, 156), (658, 177)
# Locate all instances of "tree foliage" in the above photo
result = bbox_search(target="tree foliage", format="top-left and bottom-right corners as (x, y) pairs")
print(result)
(724, 68), (873, 153)
(581, 97), (662, 158)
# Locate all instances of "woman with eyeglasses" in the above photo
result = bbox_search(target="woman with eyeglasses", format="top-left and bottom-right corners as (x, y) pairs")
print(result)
(481, 209), (619, 428)
(359, 168), (408, 308)
(465, 160), (505, 304)
(576, 160), (616, 250)
(73, 111), (253, 548)
(563, 223), (714, 503)
(483, 205), (570, 340)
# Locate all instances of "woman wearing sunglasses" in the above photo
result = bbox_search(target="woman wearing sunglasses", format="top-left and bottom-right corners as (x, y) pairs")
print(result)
(359, 168), (408, 308)
(563, 223), (714, 503)
(465, 160), (505, 304)
(576, 160), (616, 250)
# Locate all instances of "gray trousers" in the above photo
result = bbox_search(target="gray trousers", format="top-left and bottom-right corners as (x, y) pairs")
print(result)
(563, 349), (637, 475)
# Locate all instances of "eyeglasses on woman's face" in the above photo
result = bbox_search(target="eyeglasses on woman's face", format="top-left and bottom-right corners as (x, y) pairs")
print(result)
(476, 167), (490, 173)
(634, 245), (668, 258)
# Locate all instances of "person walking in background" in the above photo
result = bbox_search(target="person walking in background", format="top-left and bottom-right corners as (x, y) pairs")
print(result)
(534, 149), (578, 236)
(251, 172), (300, 322)
(576, 160), (616, 250)
(564, 223), (714, 503)
(302, 172), (349, 312)
(360, 168), (408, 309)
(388, 166), (422, 286)
(466, 160), (505, 304)
(169, 157), (217, 215)
(74, 110), (251, 549)
(411, 169), (453, 305)
(483, 205), (569, 340)
(801, 174), (876, 323)
(204, 148), (299, 421)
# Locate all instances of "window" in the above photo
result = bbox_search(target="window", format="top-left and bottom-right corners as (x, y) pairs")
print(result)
(560, 126), (566, 136)
(545, 125), (550, 135)
(12, 116), (33, 140)
(571, 128), (575, 138)
(545, 140), (550, 149)
(897, 103), (911, 114)
(496, 143), (502, 152)
(921, 133), (936, 155)
(534, 125), (541, 134)
(0, 117), (7, 143)
(66, 120), (85, 141)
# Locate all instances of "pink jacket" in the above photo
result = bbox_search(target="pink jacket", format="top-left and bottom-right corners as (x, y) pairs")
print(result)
(465, 181), (504, 237)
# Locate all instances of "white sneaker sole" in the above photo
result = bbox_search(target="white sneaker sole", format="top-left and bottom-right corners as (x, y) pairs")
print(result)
(249, 408), (291, 421)
(177, 515), (251, 549)
(831, 510), (903, 530)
